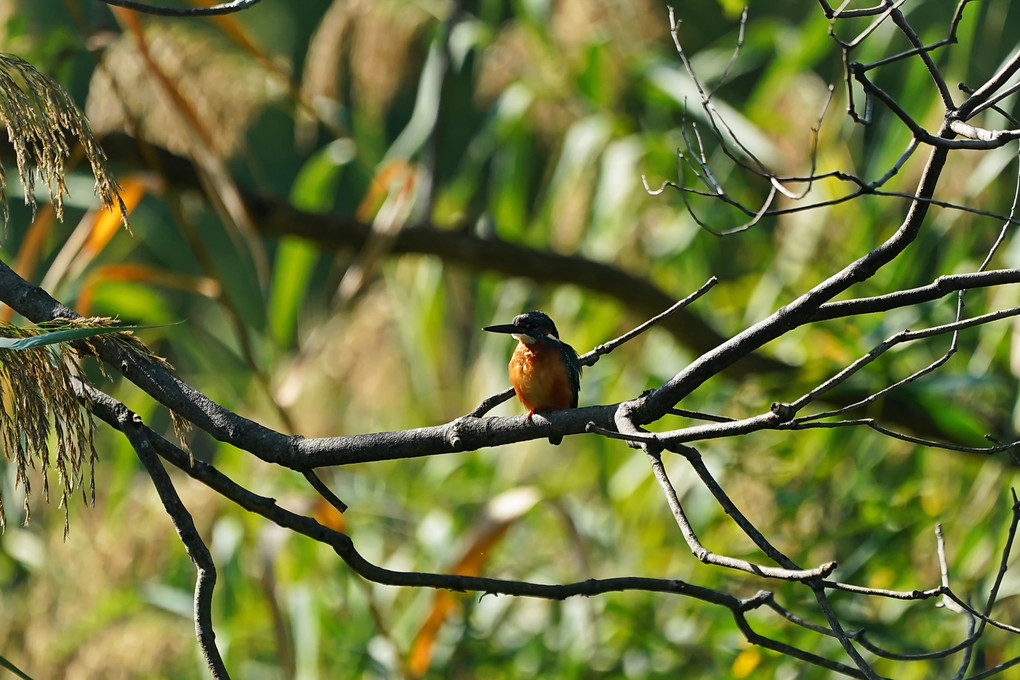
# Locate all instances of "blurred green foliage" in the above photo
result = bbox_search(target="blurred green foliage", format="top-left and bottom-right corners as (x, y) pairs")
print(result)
(1, 0), (1020, 678)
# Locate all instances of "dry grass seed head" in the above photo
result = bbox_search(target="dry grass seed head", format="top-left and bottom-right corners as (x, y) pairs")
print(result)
(0, 317), (163, 536)
(0, 53), (125, 229)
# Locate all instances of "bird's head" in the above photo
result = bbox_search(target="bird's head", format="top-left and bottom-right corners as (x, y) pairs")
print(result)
(483, 310), (560, 346)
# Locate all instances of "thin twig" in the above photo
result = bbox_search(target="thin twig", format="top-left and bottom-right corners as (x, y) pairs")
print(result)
(822, 580), (943, 600)
(809, 581), (881, 680)
(302, 470), (348, 513)
(788, 419), (1020, 455)
(792, 305), (1020, 418)
(645, 447), (835, 581)
(852, 622), (979, 663)
(116, 403), (229, 679)
(966, 654), (1020, 680)
(579, 277), (718, 367)
(666, 407), (735, 423)
(937, 524), (968, 615)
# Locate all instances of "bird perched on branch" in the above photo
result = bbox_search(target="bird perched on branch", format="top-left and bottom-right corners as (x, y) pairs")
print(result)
(483, 311), (581, 445)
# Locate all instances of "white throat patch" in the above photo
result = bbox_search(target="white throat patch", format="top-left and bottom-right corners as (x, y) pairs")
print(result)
(514, 331), (556, 344)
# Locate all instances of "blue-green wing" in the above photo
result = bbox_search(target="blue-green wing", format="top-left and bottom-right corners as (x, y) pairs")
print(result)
(560, 343), (582, 408)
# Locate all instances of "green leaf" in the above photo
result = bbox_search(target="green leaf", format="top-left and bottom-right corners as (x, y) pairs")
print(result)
(0, 325), (135, 351)
(290, 139), (353, 213)
(268, 238), (319, 348)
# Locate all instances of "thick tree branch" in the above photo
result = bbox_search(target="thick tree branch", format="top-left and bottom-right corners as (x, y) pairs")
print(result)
(78, 378), (890, 679)
(75, 383), (737, 597)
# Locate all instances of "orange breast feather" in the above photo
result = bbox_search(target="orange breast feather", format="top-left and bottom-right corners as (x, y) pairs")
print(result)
(508, 342), (574, 412)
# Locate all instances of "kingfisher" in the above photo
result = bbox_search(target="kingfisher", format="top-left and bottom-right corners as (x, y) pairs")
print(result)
(483, 311), (581, 445)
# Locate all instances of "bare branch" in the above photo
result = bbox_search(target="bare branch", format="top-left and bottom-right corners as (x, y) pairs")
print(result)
(622, 135), (953, 428)
(792, 305), (1020, 420)
(888, 6), (955, 109)
(853, 621), (978, 664)
(936, 524), (969, 615)
(788, 419), (1020, 455)
(967, 656), (1020, 680)
(821, 580), (943, 601)
(302, 470), (348, 514)
(809, 582), (881, 680)
(670, 443), (811, 571)
(958, 49), (1020, 120)
(579, 277), (718, 367)
(76, 380), (783, 605)
(85, 378), (900, 677)
(113, 400), (228, 678)
(812, 269), (1020, 321)
(646, 447), (836, 581)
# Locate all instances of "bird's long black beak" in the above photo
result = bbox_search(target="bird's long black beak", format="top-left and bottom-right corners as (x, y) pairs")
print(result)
(482, 323), (521, 334)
